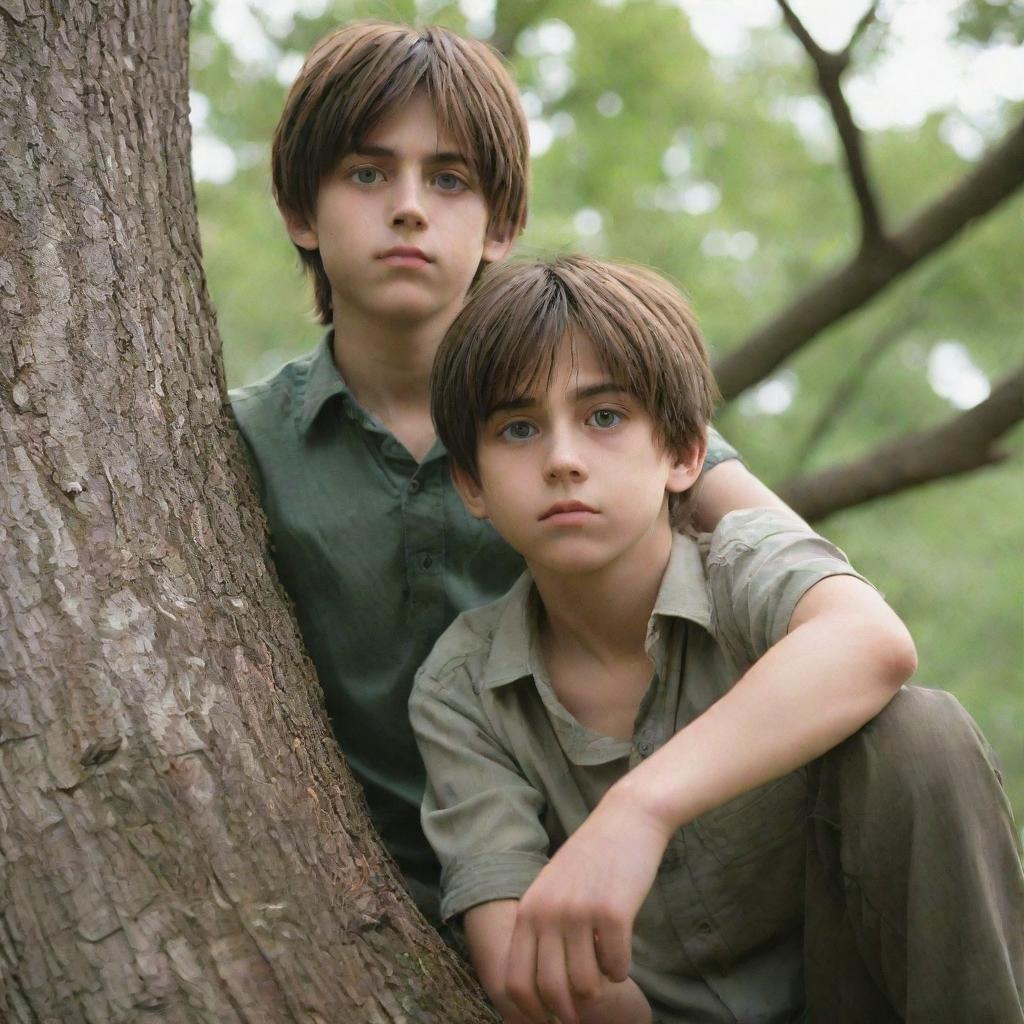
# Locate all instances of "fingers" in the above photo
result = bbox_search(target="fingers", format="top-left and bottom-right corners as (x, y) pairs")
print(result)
(490, 992), (539, 1024)
(564, 926), (603, 1004)
(536, 930), (577, 1024)
(593, 919), (632, 984)
(505, 915), (549, 1023)
(507, 921), (594, 1024)
(506, 920), (617, 1024)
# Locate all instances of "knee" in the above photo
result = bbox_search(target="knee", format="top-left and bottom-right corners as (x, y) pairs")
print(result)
(830, 686), (1003, 821)
(866, 686), (988, 783)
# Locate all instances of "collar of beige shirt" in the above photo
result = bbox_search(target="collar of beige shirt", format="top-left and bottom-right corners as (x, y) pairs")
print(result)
(478, 531), (713, 692)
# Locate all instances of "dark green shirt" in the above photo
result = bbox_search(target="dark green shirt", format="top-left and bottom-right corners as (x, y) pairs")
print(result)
(230, 332), (739, 888)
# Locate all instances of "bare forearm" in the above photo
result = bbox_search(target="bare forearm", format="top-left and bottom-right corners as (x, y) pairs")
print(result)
(612, 577), (916, 835)
(693, 459), (804, 533)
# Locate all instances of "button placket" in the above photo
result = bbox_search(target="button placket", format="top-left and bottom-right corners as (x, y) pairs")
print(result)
(403, 467), (445, 632)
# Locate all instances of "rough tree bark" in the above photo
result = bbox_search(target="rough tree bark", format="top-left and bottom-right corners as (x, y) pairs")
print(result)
(0, 4), (497, 1021)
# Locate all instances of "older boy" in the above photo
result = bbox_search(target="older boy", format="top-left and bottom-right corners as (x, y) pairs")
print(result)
(412, 256), (1024, 1024)
(230, 22), (791, 919)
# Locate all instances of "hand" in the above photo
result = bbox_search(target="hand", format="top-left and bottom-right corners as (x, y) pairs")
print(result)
(494, 976), (651, 1024)
(575, 978), (653, 1024)
(503, 787), (672, 1024)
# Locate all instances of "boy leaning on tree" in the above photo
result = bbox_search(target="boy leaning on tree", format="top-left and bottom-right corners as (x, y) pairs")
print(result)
(231, 20), (789, 922)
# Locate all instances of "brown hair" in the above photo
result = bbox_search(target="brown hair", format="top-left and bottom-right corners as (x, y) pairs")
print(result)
(431, 255), (719, 525)
(272, 21), (530, 324)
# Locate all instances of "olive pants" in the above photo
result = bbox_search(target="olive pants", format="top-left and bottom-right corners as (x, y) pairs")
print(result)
(804, 686), (1024, 1023)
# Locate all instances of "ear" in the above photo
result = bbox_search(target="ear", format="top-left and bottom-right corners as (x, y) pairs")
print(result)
(280, 204), (319, 252)
(481, 223), (514, 264)
(665, 433), (707, 495)
(451, 463), (490, 520)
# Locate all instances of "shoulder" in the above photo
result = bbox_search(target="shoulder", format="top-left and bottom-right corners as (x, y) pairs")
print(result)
(702, 507), (849, 565)
(229, 349), (316, 440)
(701, 508), (867, 661)
(414, 593), (513, 700)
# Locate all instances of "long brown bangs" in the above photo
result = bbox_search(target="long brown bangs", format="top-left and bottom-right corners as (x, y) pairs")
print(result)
(432, 264), (569, 479)
(476, 262), (701, 433)
(273, 22), (527, 323)
(289, 24), (523, 234)
(435, 261), (671, 479)
(432, 257), (717, 484)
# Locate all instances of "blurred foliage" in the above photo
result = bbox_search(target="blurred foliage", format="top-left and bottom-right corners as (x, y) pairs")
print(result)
(955, 0), (1024, 44)
(191, 0), (1024, 828)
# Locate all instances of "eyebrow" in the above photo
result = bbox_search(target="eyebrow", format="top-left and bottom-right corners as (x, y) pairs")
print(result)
(488, 381), (628, 417)
(348, 145), (470, 166)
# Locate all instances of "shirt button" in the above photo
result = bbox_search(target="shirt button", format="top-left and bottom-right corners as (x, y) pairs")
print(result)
(637, 739), (652, 756)
(696, 920), (712, 935)
(408, 478), (421, 494)
(420, 553), (433, 570)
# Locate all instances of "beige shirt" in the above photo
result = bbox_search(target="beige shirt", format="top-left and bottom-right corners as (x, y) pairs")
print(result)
(410, 509), (868, 1023)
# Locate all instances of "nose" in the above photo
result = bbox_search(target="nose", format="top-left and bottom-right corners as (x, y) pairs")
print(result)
(544, 426), (588, 483)
(391, 172), (428, 230)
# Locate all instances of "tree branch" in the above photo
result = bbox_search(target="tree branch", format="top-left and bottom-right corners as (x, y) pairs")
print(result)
(777, 365), (1024, 521)
(714, 114), (1024, 401)
(793, 306), (920, 468)
(776, 0), (883, 246)
(844, 1), (881, 59)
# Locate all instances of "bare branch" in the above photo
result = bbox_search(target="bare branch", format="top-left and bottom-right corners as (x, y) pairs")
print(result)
(792, 306), (920, 468)
(776, 0), (883, 245)
(777, 365), (1024, 521)
(776, 0), (827, 60)
(843, 0), (881, 60)
(714, 114), (1024, 401)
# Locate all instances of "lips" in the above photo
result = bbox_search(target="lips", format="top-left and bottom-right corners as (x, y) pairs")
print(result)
(378, 246), (432, 264)
(539, 500), (597, 521)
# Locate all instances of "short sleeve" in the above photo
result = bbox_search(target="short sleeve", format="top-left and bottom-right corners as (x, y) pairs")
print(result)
(410, 663), (550, 922)
(705, 508), (872, 669)
(703, 426), (741, 473)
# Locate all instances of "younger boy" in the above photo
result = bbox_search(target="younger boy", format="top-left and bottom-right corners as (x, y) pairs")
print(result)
(231, 21), (792, 921)
(412, 255), (1024, 1023)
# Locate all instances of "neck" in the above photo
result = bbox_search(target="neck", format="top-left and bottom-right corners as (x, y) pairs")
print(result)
(330, 302), (454, 461)
(531, 519), (675, 667)
(331, 309), (443, 414)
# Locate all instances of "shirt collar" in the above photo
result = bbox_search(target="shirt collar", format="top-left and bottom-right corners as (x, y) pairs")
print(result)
(480, 531), (711, 691)
(480, 572), (539, 690)
(650, 530), (712, 632)
(297, 330), (351, 436)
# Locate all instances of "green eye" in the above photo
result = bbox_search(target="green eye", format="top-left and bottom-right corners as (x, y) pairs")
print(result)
(589, 409), (621, 428)
(501, 421), (537, 441)
(353, 167), (380, 184)
(435, 172), (465, 191)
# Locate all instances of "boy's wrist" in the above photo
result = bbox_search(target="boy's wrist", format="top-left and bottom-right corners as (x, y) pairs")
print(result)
(602, 771), (681, 845)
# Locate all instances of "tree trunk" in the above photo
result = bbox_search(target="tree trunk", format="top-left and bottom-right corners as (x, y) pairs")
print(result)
(0, 4), (497, 1021)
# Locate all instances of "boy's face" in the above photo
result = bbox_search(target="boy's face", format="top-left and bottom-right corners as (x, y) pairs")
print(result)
(453, 335), (704, 578)
(284, 93), (511, 334)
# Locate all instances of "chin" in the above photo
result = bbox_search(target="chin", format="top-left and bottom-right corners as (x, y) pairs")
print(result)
(379, 280), (456, 309)
(527, 544), (620, 578)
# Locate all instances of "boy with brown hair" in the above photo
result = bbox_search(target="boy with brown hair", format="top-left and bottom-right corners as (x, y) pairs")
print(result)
(231, 21), (792, 921)
(412, 255), (1024, 1024)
